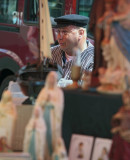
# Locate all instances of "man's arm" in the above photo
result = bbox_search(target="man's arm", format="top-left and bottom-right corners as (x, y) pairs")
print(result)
(84, 43), (94, 72)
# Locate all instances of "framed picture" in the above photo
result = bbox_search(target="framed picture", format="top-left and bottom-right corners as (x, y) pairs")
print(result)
(92, 138), (112, 160)
(69, 134), (94, 160)
(0, 153), (32, 160)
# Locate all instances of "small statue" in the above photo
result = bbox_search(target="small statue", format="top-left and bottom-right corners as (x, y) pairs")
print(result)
(52, 138), (68, 160)
(97, 67), (126, 94)
(23, 106), (46, 160)
(36, 71), (66, 160)
(0, 137), (12, 152)
(0, 90), (17, 117)
(0, 90), (17, 146)
(97, 0), (130, 94)
(103, 0), (130, 71)
(109, 90), (130, 160)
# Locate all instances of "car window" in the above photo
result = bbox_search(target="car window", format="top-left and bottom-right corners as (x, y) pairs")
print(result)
(24, 0), (64, 23)
(78, 0), (94, 39)
(49, 0), (64, 18)
(0, 0), (18, 24)
(78, 0), (94, 17)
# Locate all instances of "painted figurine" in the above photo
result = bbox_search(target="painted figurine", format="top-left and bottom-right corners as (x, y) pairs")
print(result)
(109, 90), (130, 160)
(23, 106), (46, 160)
(36, 71), (66, 160)
(103, 0), (130, 70)
(97, 0), (130, 94)
(0, 90), (17, 117)
(0, 90), (17, 146)
(0, 137), (12, 152)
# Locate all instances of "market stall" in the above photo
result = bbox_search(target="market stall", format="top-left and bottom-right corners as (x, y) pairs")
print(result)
(63, 90), (123, 150)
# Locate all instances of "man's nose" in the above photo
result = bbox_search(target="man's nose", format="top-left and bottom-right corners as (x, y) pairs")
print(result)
(57, 32), (63, 40)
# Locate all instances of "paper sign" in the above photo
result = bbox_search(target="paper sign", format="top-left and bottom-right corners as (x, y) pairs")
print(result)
(69, 134), (94, 160)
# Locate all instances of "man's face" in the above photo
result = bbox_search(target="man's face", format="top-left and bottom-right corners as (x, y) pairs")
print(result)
(56, 26), (80, 53)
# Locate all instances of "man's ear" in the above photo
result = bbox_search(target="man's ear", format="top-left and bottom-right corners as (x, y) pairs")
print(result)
(78, 29), (84, 40)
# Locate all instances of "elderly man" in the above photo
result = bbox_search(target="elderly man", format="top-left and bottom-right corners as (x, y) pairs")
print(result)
(51, 14), (94, 80)
(28, 14), (94, 84)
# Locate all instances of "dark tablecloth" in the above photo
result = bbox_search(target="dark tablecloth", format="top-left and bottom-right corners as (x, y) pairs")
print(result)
(62, 90), (123, 151)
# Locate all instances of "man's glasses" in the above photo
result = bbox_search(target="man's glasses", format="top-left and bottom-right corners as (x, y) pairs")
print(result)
(55, 29), (70, 36)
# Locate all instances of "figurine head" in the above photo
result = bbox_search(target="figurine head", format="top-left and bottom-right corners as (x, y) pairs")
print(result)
(45, 71), (58, 89)
(1, 90), (12, 104)
(0, 137), (8, 148)
(105, 0), (117, 10)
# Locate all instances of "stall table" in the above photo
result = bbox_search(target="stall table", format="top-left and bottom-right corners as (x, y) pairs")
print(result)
(12, 90), (123, 151)
(62, 90), (123, 151)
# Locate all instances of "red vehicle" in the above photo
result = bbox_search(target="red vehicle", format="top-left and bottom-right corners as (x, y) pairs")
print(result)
(0, 0), (94, 95)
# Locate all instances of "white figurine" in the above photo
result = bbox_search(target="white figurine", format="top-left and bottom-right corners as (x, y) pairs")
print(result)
(0, 90), (17, 117)
(0, 90), (17, 146)
(36, 71), (65, 160)
(23, 106), (46, 160)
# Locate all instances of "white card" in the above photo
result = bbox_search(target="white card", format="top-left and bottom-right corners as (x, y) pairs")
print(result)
(69, 134), (94, 160)
(92, 138), (112, 160)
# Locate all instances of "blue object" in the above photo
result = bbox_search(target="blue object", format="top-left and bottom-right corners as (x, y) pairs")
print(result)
(28, 129), (36, 160)
(112, 22), (130, 61)
(43, 104), (54, 156)
(54, 155), (59, 160)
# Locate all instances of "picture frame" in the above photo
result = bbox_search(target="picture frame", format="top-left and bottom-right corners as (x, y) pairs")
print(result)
(91, 138), (112, 160)
(69, 134), (94, 160)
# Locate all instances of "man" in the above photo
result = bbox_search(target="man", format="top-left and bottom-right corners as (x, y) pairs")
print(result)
(28, 14), (94, 82)
(50, 14), (94, 80)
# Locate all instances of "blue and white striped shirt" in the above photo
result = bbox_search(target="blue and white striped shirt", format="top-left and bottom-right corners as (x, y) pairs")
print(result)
(50, 42), (94, 80)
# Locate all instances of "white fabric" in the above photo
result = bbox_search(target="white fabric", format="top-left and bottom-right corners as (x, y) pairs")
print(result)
(58, 78), (73, 88)
(65, 53), (74, 62)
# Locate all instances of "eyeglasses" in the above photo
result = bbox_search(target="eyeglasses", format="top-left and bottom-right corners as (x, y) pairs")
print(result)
(55, 29), (70, 36)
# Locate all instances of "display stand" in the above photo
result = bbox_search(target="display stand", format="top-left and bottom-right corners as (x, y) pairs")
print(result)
(62, 89), (123, 151)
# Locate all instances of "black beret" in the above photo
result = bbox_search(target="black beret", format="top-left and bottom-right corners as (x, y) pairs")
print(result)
(54, 14), (89, 28)
(50, 17), (57, 28)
